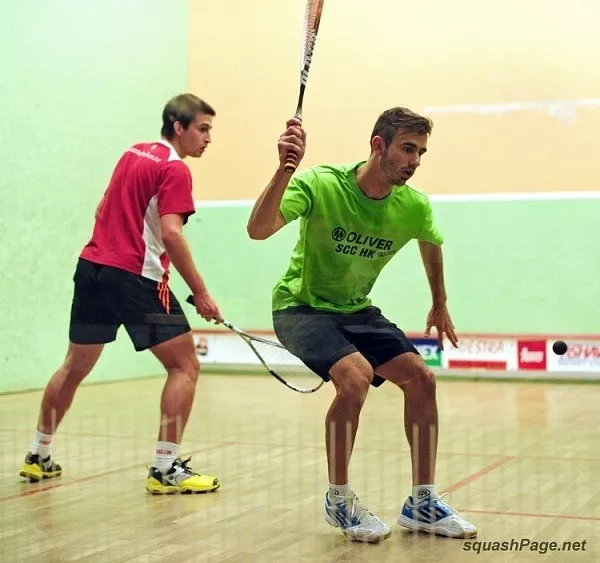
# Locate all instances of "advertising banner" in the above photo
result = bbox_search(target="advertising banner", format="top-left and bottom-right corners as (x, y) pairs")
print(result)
(191, 330), (600, 380)
(547, 340), (600, 373)
(443, 338), (515, 370)
(517, 340), (547, 370)
(411, 338), (443, 367)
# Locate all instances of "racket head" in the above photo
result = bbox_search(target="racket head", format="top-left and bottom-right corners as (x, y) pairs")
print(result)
(225, 322), (325, 393)
(185, 295), (325, 393)
(284, 0), (325, 174)
(244, 335), (325, 393)
(299, 0), (325, 78)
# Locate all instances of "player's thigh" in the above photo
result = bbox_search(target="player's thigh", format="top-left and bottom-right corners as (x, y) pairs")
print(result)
(125, 284), (191, 353)
(97, 266), (192, 353)
(68, 258), (119, 346)
(272, 306), (358, 382)
(376, 348), (435, 390)
(340, 306), (421, 387)
(149, 331), (199, 376)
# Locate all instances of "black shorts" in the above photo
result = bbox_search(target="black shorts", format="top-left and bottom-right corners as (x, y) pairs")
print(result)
(69, 258), (190, 352)
(272, 305), (419, 387)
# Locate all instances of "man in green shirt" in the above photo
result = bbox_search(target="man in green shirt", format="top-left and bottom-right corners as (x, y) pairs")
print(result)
(247, 107), (477, 543)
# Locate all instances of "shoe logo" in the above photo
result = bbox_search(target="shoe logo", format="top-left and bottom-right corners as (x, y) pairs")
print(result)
(326, 495), (360, 528)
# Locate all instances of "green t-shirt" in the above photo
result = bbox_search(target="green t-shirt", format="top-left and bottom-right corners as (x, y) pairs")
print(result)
(272, 161), (443, 313)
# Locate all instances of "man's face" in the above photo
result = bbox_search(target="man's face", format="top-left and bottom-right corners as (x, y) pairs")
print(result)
(178, 113), (213, 158)
(377, 131), (428, 185)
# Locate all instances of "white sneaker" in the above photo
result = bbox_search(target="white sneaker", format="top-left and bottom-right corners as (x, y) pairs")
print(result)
(324, 490), (391, 543)
(397, 492), (477, 538)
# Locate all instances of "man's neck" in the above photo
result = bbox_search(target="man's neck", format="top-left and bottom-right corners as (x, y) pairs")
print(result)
(355, 160), (393, 200)
(161, 137), (185, 159)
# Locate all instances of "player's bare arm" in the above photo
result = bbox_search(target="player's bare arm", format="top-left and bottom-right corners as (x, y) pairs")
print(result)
(418, 240), (458, 349)
(418, 241), (447, 306)
(247, 118), (306, 240)
(161, 213), (222, 322)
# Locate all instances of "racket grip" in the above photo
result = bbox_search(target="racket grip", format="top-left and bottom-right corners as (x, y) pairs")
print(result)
(284, 151), (299, 173)
(185, 295), (195, 306)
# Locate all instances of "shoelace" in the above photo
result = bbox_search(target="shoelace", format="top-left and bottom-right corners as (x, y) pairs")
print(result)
(175, 456), (196, 475)
(434, 492), (453, 505)
(40, 456), (59, 471)
(346, 494), (378, 525)
(424, 493), (466, 520)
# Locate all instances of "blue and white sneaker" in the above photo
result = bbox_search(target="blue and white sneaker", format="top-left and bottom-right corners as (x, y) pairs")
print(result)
(397, 492), (477, 538)
(324, 490), (391, 543)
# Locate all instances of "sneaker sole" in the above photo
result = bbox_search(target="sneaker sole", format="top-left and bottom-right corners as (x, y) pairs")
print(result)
(146, 481), (221, 495)
(19, 468), (62, 483)
(324, 513), (392, 543)
(397, 514), (477, 539)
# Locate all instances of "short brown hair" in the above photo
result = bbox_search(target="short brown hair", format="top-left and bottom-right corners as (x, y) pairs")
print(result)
(161, 93), (216, 139)
(370, 107), (433, 149)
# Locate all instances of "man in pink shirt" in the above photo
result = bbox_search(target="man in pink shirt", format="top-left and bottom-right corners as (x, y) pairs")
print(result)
(19, 94), (223, 495)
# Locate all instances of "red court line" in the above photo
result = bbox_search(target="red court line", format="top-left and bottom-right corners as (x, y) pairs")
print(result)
(4, 445), (599, 523)
(463, 508), (600, 522)
(441, 456), (516, 495)
(225, 441), (600, 464)
(2, 429), (599, 463)
(0, 441), (511, 504)
(0, 441), (235, 504)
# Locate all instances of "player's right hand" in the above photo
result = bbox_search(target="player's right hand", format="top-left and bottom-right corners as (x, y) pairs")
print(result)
(278, 117), (306, 170)
(190, 291), (223, 324)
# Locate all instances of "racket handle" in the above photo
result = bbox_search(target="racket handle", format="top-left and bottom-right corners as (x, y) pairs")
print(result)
(284, 151), (299, 173)
(283, 110), (303, 173)
(185, 295), (194, 306)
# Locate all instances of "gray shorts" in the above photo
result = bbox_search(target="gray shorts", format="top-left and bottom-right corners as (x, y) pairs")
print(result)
(272, 305), (419, 387)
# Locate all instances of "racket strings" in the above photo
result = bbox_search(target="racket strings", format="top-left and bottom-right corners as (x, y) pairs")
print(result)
(301, 0), (324, 62)
(249, 338), (323, 390)
(251, 339), (306, 372)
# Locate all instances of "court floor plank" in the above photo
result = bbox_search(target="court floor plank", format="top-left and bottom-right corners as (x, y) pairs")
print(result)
(0, 374), (598, 562)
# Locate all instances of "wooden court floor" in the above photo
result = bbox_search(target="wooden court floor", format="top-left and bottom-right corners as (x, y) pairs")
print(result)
(0, 373), (598, 562)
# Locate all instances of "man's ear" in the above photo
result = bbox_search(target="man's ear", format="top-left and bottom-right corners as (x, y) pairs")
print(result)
(173, 121), (184, 137)
(371, 135), (386, 156)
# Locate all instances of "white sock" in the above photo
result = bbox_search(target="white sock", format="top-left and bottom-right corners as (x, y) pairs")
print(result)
(413, 484), (436, 503)
(154, 441), (180, 472)
(31, 430), (53, 459)
(329, 483), (351, 497)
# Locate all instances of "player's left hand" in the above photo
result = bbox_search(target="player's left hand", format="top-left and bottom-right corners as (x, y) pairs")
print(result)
(425, 304), (458, 350)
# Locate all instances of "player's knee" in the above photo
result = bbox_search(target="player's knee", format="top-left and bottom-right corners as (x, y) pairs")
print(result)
(340, 377), (370, 408)
(153, 332), (200, 383)
(182, 355), (200, 384)
(188, 355), (200, 381)
(62, 354), (96, 384)
(61, 365), (89, 383)
(165, 353), (200, 384)
(331, 359), (373, 406)
(410, 364), (436, 398)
